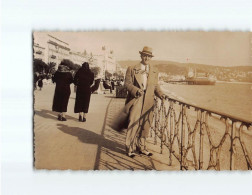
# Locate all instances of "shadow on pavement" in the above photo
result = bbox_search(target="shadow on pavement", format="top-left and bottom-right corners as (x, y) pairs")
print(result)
(34, 109), (77, 121)
(57, 123), (153, 170)
(57, 123), (124, 154)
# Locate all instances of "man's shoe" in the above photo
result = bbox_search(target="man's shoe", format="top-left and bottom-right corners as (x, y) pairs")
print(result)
(79, 116), (82, 122)
(82, 117), (86, 122)
(127, 152), (136, 158)
(61, 117), (67, 121)
(58, 115), (62, 121)
(139, 150), (153, 156)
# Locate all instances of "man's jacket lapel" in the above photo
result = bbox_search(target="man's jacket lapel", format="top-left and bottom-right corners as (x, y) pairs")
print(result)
(133, 63), (144, 89)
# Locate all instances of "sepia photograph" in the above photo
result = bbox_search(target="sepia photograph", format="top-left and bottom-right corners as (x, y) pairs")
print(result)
(33, 31), (252, 170)
(2, 0), (252, 194)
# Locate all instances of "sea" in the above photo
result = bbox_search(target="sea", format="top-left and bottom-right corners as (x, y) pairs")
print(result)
(161, 82), (252, 122)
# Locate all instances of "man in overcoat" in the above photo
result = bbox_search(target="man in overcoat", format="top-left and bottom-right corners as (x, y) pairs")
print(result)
(124, 46), (166, 157)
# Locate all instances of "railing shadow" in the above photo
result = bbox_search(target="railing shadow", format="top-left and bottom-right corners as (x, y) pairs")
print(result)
(57, 123), (153, 170)
(96, 98), (157, 170)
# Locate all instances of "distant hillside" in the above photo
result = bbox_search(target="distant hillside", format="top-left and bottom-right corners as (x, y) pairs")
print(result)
(118, 60), (252, 75)
(118, 60), (182, 68)
(118, 60), (209, 75)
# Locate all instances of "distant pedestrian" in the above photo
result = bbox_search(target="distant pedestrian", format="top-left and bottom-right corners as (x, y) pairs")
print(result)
(103, 79), (112, 93)
(52, 64), (73, 121)
(111, 79), (115, 90)
(116, 79), (121, 86)
(34, 72), (39, 90)
(38, 77), (43, 90)
(74, 62), (94, 122)
(120, 79), (124, 86)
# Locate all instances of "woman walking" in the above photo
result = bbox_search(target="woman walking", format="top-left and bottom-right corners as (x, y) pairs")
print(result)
(38, 76), (43, 91)
(74, 62), (94, 122)
(52, 63), (73, 121)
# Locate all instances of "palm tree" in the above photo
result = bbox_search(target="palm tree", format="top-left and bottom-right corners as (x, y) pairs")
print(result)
(90, 67), (101, 78)
(33, 59), (47, 73)
(47, 62), (56, 74)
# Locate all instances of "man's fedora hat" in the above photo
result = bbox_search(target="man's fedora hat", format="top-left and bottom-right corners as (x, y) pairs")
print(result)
(139, 46), (154, 57)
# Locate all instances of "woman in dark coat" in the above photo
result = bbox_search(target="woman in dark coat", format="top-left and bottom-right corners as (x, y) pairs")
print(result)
(34, 72), (39, 90)
(52, 64), (73, 121)
(38, 75), (43, 91)
(74, 62), (94, 122)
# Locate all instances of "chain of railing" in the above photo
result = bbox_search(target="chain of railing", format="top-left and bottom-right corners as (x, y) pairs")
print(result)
(151, 97), (252, 170)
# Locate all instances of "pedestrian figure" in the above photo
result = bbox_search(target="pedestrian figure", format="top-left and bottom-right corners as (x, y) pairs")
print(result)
(74, 62), (94, 122)
(123, 46), (167, 157)
(38, 77), (43, 91)
(111, 79), (115, 91)
(119, 79), (124, 86)
(52, 64), (73, 121)
(34, 72), (39, 90)
(103, 79), (112, 94)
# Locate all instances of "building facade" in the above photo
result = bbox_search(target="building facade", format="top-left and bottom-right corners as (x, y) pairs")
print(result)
(33, 43), (46, 61)
(70, 51), (87, 65)
(47, 35), (70, 69)
(33, 35), (118, 77)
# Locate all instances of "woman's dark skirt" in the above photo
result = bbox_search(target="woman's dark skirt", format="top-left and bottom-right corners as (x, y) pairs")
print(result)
(52, 87), (71, 112)
(74, 87), (91, 113)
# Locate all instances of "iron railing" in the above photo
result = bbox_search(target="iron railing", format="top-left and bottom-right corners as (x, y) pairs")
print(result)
(151, 97), (252, 170)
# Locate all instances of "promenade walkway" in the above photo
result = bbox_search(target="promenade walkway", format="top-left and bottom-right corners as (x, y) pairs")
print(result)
(34, 84), (177, 170)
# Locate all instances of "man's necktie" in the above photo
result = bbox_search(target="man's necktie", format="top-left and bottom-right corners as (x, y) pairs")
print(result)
(145, 65), (149, 77)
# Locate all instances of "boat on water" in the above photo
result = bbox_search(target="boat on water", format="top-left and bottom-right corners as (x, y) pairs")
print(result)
(164, 67), (216, 85)
(185, 67), (216, 85)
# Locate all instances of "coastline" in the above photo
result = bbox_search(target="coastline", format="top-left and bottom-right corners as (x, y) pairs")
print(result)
(161, 80), (252, 85)
(216, 80), (252, 85)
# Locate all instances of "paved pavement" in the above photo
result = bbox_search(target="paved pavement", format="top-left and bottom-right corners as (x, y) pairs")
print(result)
(34, 84), (177, 170)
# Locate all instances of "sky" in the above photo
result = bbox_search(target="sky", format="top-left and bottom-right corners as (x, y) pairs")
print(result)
(34, 31), (252, 66)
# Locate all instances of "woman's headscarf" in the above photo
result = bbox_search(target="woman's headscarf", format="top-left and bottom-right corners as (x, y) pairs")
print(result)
(58, 60), (70, 72)
(57, 65), (69, 72)
(82, 62), (90, 71)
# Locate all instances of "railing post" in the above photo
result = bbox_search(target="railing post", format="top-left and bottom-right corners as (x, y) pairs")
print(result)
(152, 96), (252, 170)
(230, 121), (235, 170)
(159, 99), (165, 154)
(198, 110), (204, 170)
(180, 104), (184, 170)
(169, 100), (173, 166)
(153, 98), (158, 145)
